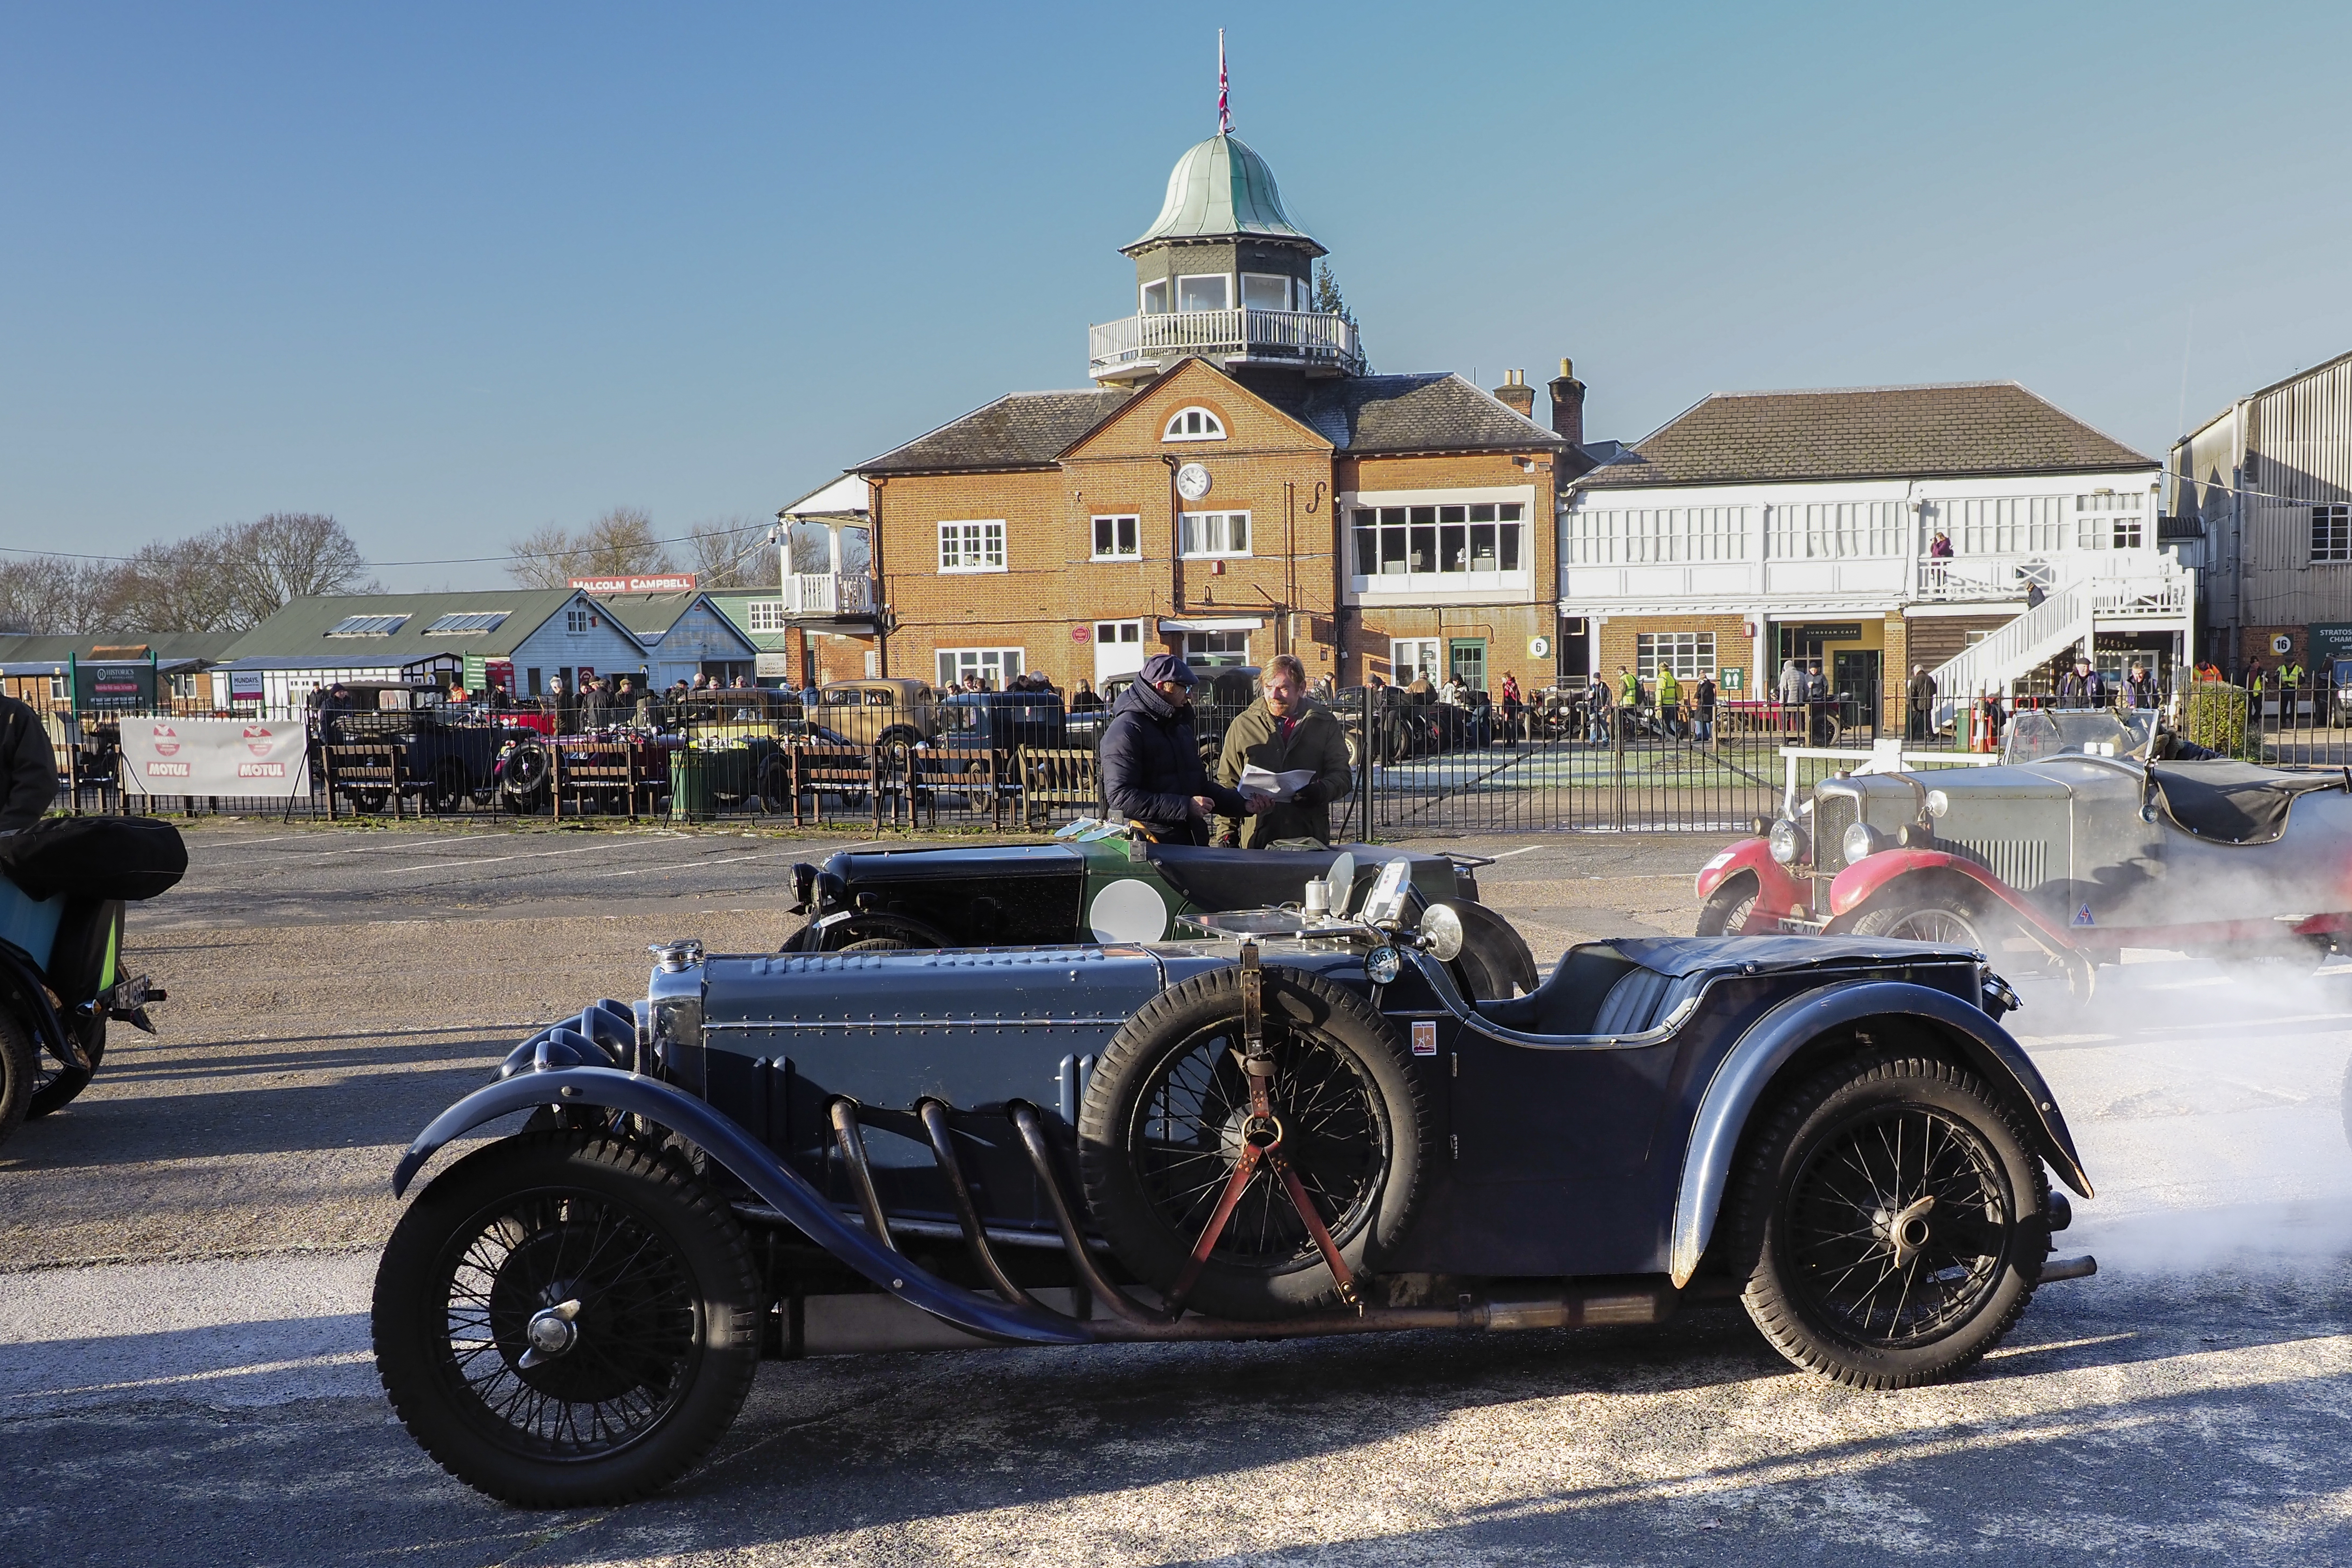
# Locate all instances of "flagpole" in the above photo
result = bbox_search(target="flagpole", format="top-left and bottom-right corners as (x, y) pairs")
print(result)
(1217, 29), (1229, 135)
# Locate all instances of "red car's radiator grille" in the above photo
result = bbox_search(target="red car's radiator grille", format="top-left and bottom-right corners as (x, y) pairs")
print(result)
(1812, 795), (1857, 918)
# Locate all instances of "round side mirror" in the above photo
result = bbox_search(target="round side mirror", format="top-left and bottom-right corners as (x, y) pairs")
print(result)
(1420, 902), (1466, 963)
(1326, 852), (1356, 917)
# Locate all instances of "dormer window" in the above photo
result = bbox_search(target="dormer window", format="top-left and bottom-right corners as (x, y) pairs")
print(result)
(1164, 407), (1226, 442)
(1141, 279), (1170, 315)
(1175, 275), (1229, 312)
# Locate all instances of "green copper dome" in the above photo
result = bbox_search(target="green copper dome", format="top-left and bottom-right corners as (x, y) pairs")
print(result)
(1123, 133), (1322, 256)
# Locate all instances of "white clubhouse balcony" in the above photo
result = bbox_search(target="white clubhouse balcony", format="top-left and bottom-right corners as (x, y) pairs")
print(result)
(1089, 307), (1364, 383)
(780, 571), (878, 619)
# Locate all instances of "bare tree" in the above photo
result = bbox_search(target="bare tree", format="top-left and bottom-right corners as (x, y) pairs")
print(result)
(507, 508), (675, 586)
(0, 554), (114, 634)
(222, 513), (379, 624)
(685, 517), (772, 590)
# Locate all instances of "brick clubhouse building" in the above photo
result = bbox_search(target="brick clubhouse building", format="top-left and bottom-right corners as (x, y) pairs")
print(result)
(833, 128), (1586, 695)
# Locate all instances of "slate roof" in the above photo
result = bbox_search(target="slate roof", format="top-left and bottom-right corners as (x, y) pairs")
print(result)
(0, 632), (240, 671)
(859, 389), (1136, 474)
(1263, 374), (1566, 456)
(218, 590), (636, 661)
(1571, 381), (2154, 490)
(856, 371), (1560, 475)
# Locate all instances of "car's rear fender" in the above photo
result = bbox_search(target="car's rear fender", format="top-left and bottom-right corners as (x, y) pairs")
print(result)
(389, 1062), (1089, 1347)
(1695, 840), (1804, 930)
(1824, 850), (2077, 949)
(1668, 979), (2091, 1288)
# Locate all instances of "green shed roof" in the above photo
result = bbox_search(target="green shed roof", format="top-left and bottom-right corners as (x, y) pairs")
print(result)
(1124, 133), (1320, 255)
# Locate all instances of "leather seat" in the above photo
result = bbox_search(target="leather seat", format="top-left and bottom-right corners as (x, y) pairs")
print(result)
(1473, 947), (1694, 1039)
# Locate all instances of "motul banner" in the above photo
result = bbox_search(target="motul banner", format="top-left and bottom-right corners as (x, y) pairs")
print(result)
(119, 718), (310, 798)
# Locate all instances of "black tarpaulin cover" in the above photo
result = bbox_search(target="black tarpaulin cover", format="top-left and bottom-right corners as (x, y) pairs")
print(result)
(2147, 761), (2341, 845)
(0, 816), (188, 902)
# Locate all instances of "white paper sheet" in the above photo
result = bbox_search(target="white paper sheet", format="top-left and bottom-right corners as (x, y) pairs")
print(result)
(1239, 764), (1317, 801)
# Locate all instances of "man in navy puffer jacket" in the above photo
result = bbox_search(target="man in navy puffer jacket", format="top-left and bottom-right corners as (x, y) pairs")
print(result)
(1099, 654), (1260, 844)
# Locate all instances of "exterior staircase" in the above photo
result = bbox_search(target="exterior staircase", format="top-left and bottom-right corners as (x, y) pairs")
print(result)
(1927, 564), (2192, 728)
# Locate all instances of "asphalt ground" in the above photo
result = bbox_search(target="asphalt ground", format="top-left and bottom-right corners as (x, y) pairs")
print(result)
(7, 819), (2352, 1566)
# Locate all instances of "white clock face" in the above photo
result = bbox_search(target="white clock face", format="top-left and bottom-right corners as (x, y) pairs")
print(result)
(1175, 462), (1212, 501)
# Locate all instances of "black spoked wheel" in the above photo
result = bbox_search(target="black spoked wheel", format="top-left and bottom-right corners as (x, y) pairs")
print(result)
(0, 1006), (34, 1149)
(1079, 966), (1428, 1320)
(1696, 873), (1761, 936)
(28, 1017), (104, 1120)
(500, 740), (552, 811)
(1731, 1048), (2048, 1388)
(430, 759), (467, 814)
(1852, 888), (1988, 949)
(373, 1132), (762, 1507)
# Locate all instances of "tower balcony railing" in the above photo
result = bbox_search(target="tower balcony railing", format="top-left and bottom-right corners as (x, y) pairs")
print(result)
(780, 571), (878, 618)
(1088, 307), (1364, 379)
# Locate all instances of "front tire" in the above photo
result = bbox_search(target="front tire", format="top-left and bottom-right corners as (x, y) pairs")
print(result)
(1728, 1047), (2048, 1389)
(1077, 965), (1429, 1320)
(372, 1132), (763, 1507)
(1696, 873), (1760, 936)
(1851, 886), (1990, 948)
(0, 1007), (34, 1148)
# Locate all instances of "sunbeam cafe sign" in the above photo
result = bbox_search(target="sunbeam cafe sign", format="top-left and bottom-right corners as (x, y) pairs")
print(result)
(69, 647), (157, 712)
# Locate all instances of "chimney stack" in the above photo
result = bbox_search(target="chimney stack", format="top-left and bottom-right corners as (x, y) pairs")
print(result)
(1492, 368), (1536, 420)
(1547, 358), (1585, 449)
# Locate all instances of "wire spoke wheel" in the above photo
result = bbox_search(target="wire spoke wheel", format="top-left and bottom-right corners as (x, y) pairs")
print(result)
(1877, 909), (1978, 945)
(1731, 1049), (2046, 1388)
(1785, 1103), (2010, 1347)
(434, 1189), (699, 1457)
(1079, 965), (1429, 1320)
(375, 1133), (761, 1506)
(1128, 1020), (1386, 1273)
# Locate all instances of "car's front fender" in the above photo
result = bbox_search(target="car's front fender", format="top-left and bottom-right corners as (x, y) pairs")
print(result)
(1695, 840), (1805, 930)
(1824, 850), (2075, 946)
(390, 1064), (1089, 1347)
(1667, 979), (2091, 1289)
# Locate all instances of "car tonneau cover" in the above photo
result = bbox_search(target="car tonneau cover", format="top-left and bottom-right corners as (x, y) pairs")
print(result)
(2147, 760), (2344, 845)
(1602, 934), (1983, 978)
(834, 844), (1084, 882)
(1141, 842), (1423, 914)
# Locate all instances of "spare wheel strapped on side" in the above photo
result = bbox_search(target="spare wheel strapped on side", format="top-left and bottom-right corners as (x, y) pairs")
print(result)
(1076, 963), (1430, 1320)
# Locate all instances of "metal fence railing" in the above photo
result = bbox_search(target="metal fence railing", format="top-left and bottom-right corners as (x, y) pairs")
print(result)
(31, 686), (1999, 839)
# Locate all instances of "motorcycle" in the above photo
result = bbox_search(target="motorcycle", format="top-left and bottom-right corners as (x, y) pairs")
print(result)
(0, 816), (186, 1148)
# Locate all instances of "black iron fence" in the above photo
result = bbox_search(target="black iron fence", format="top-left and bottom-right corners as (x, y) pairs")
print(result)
(35, 686), (1913, 839)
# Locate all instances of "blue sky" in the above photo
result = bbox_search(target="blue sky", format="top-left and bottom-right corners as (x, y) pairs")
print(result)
(5, 2), (2350, 589)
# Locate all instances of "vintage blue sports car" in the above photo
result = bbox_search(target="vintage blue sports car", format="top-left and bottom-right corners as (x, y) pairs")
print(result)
(372, 855), (2097, 1507)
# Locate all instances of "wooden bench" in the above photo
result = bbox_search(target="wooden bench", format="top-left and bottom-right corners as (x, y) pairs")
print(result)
(323, 744), (405, 819)
(792, 747), (879, 829)
(905, 745), (1005, 831)
(1016, 746), (1098, 830)
(554, 742), (638, 820)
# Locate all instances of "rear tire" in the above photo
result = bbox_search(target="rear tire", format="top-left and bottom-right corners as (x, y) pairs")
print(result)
(1696, 873), (1761, 936)
(372, 1132), (763, 1508)
(28, 1018), (103, 1120)
(1078, 965), (1428, 1320)
(1727, 1047), (2048, 1389)
(0, 1007), (34, 1148)
(838, 937), (916, 953)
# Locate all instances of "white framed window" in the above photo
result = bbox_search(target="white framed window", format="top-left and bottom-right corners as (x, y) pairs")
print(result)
(1390, 639), (1441, 685)
(1931, 495), (2068, 554)
(1766, 501), (1906, 559)
(1094, 619), (1143, 646)
(2076, 492), (2148, 550)
(937, 519), (1007, 573)
(1636, 632), (1716, 680)
(1175, 274), (1229, 312)
(1241, 273), (1291, 311)
(1091, 514), (1140, 559)
(1179, 511), (1250, 558)
(935, 647), (1024, 688)
(2315, 505), (2352, 564)
(47, 674), (66, 701)
(744, 600), (788, 633)
(1162, 407), (1226, 442)
(1351, 503), (1525, 577)
(1562, 504), (1745, 565)
(1180, 630), (1249, 668)
(1140, 278), (1170, 314)
(564, 608), (590, 633)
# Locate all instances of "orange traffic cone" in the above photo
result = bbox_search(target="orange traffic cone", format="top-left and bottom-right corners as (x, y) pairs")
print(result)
(1969, 702), (1993, 752)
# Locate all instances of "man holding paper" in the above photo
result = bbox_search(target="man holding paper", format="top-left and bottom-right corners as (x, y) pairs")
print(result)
(1216, 654), (1353, 848)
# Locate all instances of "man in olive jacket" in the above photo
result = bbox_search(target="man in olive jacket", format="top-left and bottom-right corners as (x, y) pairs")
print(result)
(1217, 655), (1354, 847)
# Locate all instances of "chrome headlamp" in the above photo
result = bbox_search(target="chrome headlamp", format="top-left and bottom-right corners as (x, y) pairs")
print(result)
(1841, 820), (1883, 867)
(1768, 818), (1806, 865)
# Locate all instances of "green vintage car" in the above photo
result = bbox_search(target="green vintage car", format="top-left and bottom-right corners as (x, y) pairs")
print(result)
(785, 824), (1538, 1000)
